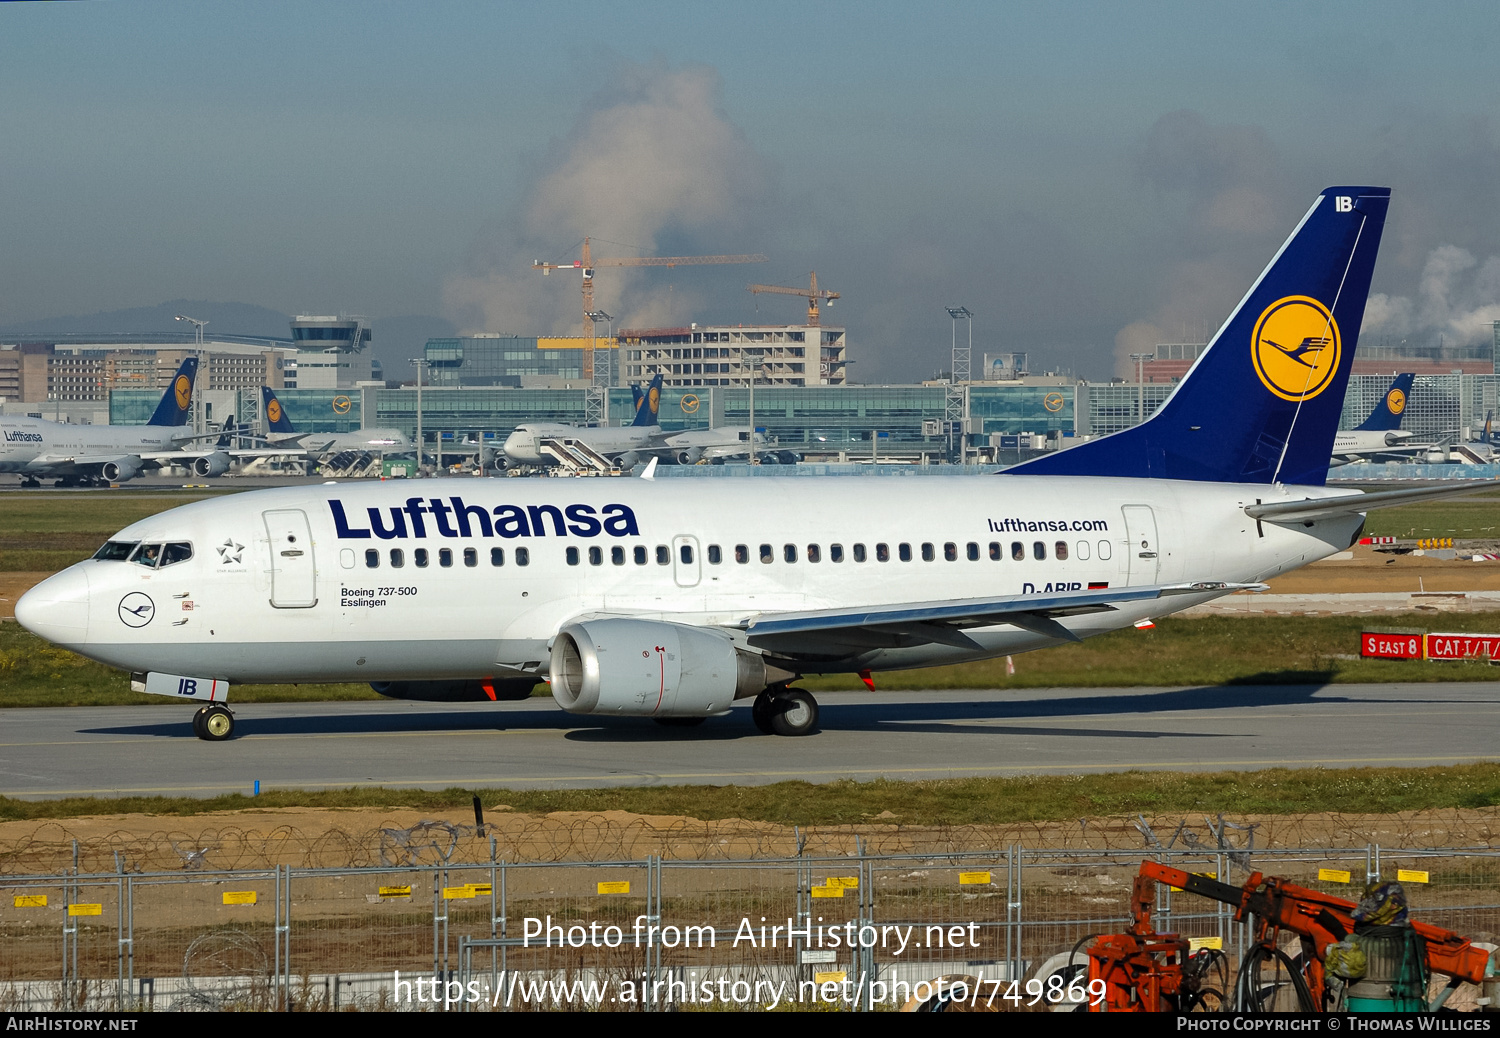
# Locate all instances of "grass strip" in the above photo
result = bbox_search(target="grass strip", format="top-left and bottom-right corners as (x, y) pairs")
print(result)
(4, 765), (1500, 824)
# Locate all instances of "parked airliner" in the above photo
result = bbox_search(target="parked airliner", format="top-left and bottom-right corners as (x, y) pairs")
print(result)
(20, 186), (1494, 742)
(0, 358), (230, 484)
(1330, 373), (1418, 463)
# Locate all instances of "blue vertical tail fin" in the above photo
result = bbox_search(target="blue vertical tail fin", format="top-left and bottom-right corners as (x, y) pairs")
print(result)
(1009, 186), (1391, 486)
(1355, 373), (1415, 432)
(631, 374), (664, 427)
(146, 357), (198, 427)
(261, 386), (296, 433)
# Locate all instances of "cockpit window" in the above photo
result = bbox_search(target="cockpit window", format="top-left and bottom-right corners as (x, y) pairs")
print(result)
(121, 541), (192, 568)
(129, 543), (163, 568)
(93, 540), (138, 561)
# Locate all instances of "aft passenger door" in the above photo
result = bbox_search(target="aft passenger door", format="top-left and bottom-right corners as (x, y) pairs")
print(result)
(264, 509), (318, 608)
(672, 535), (701, 588)
(1121, 505), (1160, 586)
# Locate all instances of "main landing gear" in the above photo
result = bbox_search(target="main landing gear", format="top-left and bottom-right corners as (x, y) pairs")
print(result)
(192, 704), (236, 741)
(752, 687), (819, 737)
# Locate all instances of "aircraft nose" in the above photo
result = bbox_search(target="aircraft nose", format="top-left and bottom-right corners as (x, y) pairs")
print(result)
(15, 566), (90, 645)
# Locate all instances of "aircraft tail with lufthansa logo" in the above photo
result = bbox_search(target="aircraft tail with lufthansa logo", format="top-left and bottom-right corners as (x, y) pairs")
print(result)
(630, 374), (664, 428)
(1010, 186), (1390, 486)
(1355, 372), (1415, 433)
(260, 386), (297, 434)
(146, 356), (199, 427)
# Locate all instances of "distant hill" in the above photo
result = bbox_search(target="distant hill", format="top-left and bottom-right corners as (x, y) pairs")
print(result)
(1, 300), (296, 340)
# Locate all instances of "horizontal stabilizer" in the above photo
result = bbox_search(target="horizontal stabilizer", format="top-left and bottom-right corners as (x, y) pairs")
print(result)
(1245, 480), (1500, 523)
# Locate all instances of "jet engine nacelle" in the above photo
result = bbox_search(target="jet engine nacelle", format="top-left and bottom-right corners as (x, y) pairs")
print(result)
(370, 678), (538, 702)
(191, 451), (231, 477)
(550, 618), (773, 717)
(101, 458), (143, 482)
(675, 447), (703, 465)
(616, 451), (640, 469)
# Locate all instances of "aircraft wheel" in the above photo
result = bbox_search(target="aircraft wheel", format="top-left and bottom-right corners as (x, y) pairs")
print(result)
(200, 705), (235, 741)
(769, 688), (819, 737)
(653, 716), (706, 727)
(191, 707), (209, 739)
(751, 692), (779, 734)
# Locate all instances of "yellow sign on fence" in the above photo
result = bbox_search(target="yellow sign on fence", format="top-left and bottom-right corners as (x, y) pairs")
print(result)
(222, 891), (258, 905)
(1318, 868), (1353, 884)
(959, 872), (992, 885)
(378, 886), (412, 899)
(1396, 869), (1430, 884)
(1188, 936), (1223, 951)
(827, 877), (859, 888)
(13, 895), (46, 908)
(813, 972), (847, 985)
(67, 904), (102, 916)
(597, 881), (630, 895)
(811, 886), (845, 898)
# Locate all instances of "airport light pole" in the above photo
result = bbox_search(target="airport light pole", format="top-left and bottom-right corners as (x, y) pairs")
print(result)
(175, 314), (208, 435)
(584, 309), (613, 426)
(1129, 352), (1151, 427)
(945, 307), (972, 463)
(745, 351), (765, 464)
(411, 358), (427, 477)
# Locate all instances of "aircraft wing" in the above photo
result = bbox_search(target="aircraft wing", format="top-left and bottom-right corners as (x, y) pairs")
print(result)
(737, 580), (1263, 657)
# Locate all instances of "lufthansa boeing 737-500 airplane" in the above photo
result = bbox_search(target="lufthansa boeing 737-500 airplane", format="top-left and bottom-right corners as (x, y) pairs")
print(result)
(18, 187), (1496, 742)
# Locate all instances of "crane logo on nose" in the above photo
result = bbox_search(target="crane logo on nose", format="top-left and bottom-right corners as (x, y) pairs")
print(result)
(118, 593), (155, 628)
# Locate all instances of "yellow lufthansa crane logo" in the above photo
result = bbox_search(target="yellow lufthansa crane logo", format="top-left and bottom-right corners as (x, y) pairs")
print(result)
(266, 399), (282, 423)
(332, 396), (352, 415)
(680, 394), (700, 414)
(173, 375), (192, 410)
(1387, 387), (1406, 415)
(1043, 392), (1065, 412)
(1251, 295), (1341, 402)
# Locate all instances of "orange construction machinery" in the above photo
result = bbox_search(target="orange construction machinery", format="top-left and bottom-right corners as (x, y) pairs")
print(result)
(747, 271), (839, 327)
(1082, 861), (1493, 1012)
(533, 238), (767, 331)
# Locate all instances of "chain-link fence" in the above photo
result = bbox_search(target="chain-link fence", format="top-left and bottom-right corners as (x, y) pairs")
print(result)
(4, 842), (1499, 1012)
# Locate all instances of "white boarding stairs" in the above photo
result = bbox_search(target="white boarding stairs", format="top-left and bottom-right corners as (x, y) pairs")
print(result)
(539, 437), (614, 472)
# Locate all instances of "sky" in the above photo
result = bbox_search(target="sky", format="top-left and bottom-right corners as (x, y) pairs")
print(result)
(4, 1), (1500, 382)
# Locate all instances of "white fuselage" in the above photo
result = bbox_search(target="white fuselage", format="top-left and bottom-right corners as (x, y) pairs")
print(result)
(1331, 429), (1416, 458)
(17, 475), (1361, 687)
(301, 428), (412, 454)
(0, 416), (185, 476)
(502, 424), (660, 465)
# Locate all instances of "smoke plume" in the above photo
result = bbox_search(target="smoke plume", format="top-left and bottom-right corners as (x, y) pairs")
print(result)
(1362, 244), (1500, 346)
(444, 63), (771, 336)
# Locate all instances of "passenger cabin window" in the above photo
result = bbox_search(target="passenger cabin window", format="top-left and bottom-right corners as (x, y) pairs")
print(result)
(989, 541), (1001, 561)
(93, 540), (137, 562)
(760, 544), (773, 564)
(1054, 541), (1069, 561)
(1076, 541), (1091, 561)
(589, 546), (603, 566)
(515, 547), (530, 566)
(1033, 541), (1047, 560)
(1011, 542), (1025, 561)
(876, 543), (889, 562)
(784, 544), (798, 563)
(1097, 540), (1112, 561)
(365, 549), (380, 569)
(490, 547), (505, 567)
(613, 546), (626, 565)
(807, 544), (821, 563)
(921, 542), (935, 562)
(899, 543), (912, 562)
(680, 544), (694, 565)
(656, 545), (670, 565)
(735, 544), (749, 564)
(439, 548), (454, 568)
(635, 546), (648, 565)
(415, 548), (429, 568)
(707, 545), (722, 565)
(944, 542), (958, 562)
(566, 547), (580, 566)
(966, 542), (979, 561)
(830, 544), (844, 563)
(390, 549), (404, 568)
(464, 548), (478, 567)
(853, 543), (866, 562)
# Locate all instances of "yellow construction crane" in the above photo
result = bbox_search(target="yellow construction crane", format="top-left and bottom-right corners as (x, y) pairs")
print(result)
(747, 271), (840, 327)
(533, 237), (768, 330)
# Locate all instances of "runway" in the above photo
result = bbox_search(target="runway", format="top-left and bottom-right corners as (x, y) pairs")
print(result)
(3, 682), (1497, 799)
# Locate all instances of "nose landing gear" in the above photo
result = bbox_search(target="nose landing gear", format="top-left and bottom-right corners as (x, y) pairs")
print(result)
(192, 704), (236, 741)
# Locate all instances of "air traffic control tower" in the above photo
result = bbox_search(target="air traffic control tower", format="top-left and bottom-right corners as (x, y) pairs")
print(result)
(288, 315), (378, 389)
